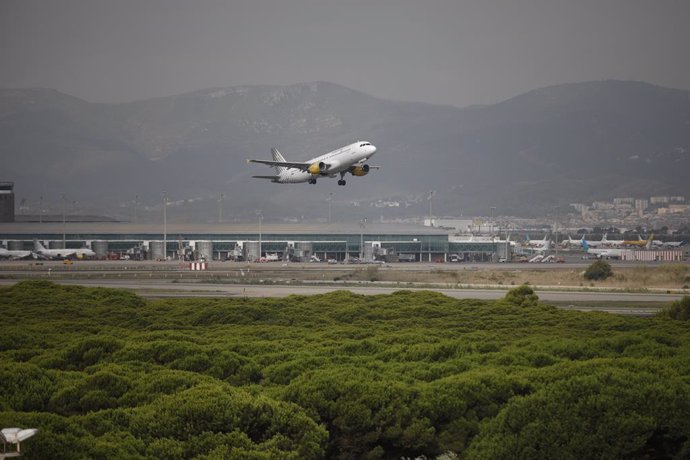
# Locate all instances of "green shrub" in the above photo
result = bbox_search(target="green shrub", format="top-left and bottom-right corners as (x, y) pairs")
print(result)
(467, 365), (690, 459)
(584, 260), (613, 280)
(504, 284), (539, 307)
(659, 296), (690, 321)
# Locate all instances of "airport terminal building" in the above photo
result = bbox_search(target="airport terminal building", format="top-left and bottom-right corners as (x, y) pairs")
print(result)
(0, 222), (511, 263)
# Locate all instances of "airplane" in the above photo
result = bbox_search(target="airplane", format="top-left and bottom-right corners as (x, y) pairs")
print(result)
(601, 233), (625, 247)
(564, 235), (585, 247)
(623, 234), (654, 249)
(622, 234), (646, 246)
(74, 247), (96, 259)
(247, 141), (378, 185)
(581, 240), (624, 259)
(563, 234), (598, 248)
(567, 234), (604, 248)
(33, 240), (76, 259)
(649, 236), (684, 248)
(525, 234), (550, 247)
(520, 238), (552, 254)
(659, 240), (685, 248)
(0, 247), (35, 260)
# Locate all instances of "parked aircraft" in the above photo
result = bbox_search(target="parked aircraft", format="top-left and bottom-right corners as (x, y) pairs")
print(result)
(248, 141), (378, 185)
(623, 234), (654, 249)
(622, 234), (646, 246)
(565, 235), (584, 247)
(601, 233), (625, 246)
(651, 237), (684, 248)
(659, 240), (685, 248)
(33, 240), (76, 259)
(521, 238), (552, 254)
(74, 247), (96, 259)
(567, 234), (604, 247)
(525, 234), (550, 247)
(581, 240), (624, 259)
(0, 247), (35, 260)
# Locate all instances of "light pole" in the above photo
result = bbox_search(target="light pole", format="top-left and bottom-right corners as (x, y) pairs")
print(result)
(162, 191), (167, 261)
(428, 190), (435, 226)
(258, 211), (263, 262)
(134, 194), (138, 223)
(490, 206), (496, 235)
(39, 195), (43, 224)
(553, 205), (560, 257)
(61, 194), (66, 248)
(218, 193), (224, 223)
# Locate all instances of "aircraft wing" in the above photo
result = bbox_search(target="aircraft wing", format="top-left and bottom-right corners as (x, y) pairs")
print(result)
(247, 159), (312, 171)
(252, 175), (280, 180)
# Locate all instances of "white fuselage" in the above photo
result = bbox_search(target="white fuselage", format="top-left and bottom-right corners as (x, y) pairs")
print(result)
(0, 248), (34, 259)
(74, 248), (96, 258)
(581, 238), (603, 248)
(275, 142), (376, 183)
(584, 247), (624, 258)
(36, 248), (77, 259)
(34, 241), (77, 259)
(601, 234), (624, 247)
(527, 237), (550, 247)
(581, 240), (624, 258)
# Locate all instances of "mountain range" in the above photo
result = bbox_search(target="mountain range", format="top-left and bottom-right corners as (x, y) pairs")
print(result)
(1, 80), (689, 221)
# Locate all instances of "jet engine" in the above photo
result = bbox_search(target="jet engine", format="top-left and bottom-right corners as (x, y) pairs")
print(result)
(350, 164), (370, 176)
(308, 162), (326, 175)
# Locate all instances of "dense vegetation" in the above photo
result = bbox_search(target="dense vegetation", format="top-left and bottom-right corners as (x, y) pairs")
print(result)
(1, 281), (689, 459)
(584, 259), (614, 281)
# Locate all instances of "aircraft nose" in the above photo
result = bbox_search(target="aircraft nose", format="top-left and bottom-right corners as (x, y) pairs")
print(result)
(368, 145), (377, 155)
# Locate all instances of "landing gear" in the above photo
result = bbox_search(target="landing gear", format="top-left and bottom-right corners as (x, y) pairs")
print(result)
(308, 178), (317, 184)
(338, 179), (347, 186)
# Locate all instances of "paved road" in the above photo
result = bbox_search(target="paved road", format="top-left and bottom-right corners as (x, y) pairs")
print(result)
(3, 259), (682, 274)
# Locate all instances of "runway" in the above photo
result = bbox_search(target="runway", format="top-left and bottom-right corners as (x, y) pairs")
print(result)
(0, 278), (680, 316)
(1, 258), (686, 316)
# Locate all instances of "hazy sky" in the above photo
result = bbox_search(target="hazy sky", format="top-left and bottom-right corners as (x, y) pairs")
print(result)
(2, 0), (689, 107)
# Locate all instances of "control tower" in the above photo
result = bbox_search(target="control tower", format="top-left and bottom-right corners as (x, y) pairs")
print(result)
(0, 182), (15, 222)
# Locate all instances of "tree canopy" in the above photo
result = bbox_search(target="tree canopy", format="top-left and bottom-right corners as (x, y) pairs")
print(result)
(1, 281), (689, 459)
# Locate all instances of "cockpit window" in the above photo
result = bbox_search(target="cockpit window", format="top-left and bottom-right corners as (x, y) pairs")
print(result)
(359, 143), (371, 147)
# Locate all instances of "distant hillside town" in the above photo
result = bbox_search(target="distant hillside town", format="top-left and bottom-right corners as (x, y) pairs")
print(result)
(569, 195), (688, 230)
